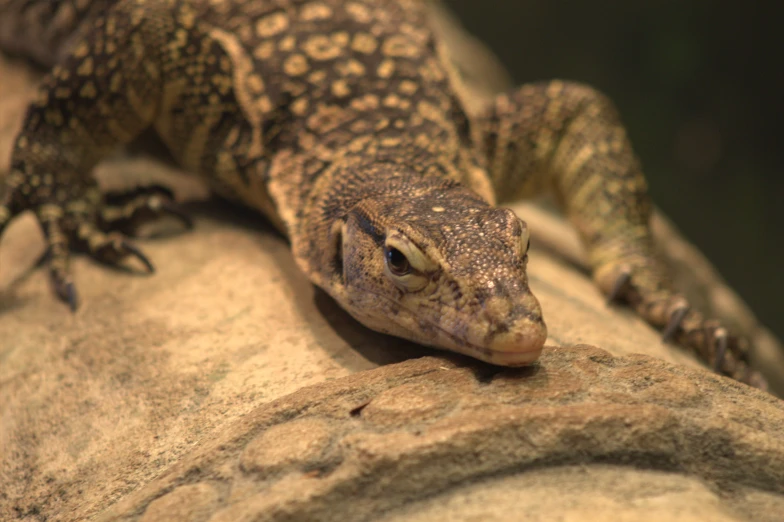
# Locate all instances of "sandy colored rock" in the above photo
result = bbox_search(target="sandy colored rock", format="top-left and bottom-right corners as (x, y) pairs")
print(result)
(2, 6), (784, 522)
(139, 483), (220, 522)
(91, 352), (784, 522)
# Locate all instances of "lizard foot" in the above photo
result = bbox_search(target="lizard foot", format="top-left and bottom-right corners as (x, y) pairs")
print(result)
(3, 179), (189, 310)
(601, 265), (767, 389)
(99, 184), (193, 236)
(41, 208), (155, 309)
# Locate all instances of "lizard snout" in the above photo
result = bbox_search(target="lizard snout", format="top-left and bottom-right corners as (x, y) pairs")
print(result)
(484, 318), (547, 366)
(477, 293), (548, 366)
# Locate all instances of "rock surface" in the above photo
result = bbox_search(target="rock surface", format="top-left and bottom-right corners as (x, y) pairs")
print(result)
(96, 352), (784, 522)
(2, 6), (784, 522)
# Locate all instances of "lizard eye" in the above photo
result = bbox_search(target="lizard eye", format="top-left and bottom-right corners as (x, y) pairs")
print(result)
(385, 246), (411, 276)
(383, 232), (438, 292)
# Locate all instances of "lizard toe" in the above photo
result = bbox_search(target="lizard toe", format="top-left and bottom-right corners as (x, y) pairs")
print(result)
(606, 266), (632, 304)
(661, 305), (690, 342)
(83, 229), (155, 273)
(711, 327), (729, 373)
(100, 184), (192, 236)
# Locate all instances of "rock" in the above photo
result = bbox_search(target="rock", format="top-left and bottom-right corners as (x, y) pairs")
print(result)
(91, 352), (784, 522)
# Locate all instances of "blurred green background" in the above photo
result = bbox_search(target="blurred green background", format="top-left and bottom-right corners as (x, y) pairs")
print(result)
(445, 0), (783, 339)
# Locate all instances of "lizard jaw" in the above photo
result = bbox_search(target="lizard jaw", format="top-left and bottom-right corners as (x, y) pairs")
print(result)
(338, 285), (547, 367)
(434, 316), (548, 367)
(474, 327), (547, 366)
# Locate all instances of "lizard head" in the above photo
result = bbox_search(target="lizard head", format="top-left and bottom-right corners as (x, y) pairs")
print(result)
(324, 181), (547, 366)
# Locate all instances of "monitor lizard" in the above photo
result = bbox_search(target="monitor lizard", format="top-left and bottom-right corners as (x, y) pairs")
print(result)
(0, 0), (766, 388)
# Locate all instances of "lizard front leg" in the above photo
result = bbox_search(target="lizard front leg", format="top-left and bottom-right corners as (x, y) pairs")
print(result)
(0, 0), (191, 309)
(473, 80), (765, 388)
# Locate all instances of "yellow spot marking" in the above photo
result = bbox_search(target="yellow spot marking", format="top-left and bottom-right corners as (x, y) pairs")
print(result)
(247, 74), (265, 93)
(351, 33), (378, 54)
(179, 8), (196, 29)
(418, 60), (445, 82)
(416, 100), (444, 123)
(377, 59), (395, 78)
(254, 41), (276, 60)
(300, 3), (333, 21)
(331, 32), (350, 47)
(308, 70), (328, 84)
(307, 104), (352, 133)
(345, 2), (372, 23)
(79, 82), (97, 98)
(73, 42), (89, 58)
(432, 206), (445, 212)
(348, 136), (372, 152)
(336, 59), (365, 76)
(302, 34), (344, 61)
(398, 80), (418, 95)
(256, 12), (289, 37)
(38, 204), (64, 221)
(383, 94), (402, 108)
(283, 54), (309, 76)
(381, 35), (418, 58)
(546, 80), (565, 98)
(45, 110), (64, 127)
(258, 96), (273, 113)
(77, 57), (94, 76)
(299, 132), (316, 149)
(291, 97), (310, 115)
(331, 79), (351, 97)
(350, 120), (372, 133)
(350, 93), (379, 111)
(278, 35), (296, 51)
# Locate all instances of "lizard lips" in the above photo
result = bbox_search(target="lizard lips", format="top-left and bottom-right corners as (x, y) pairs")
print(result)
(467, 292), (548, 366)
(481, 317), (548, 366)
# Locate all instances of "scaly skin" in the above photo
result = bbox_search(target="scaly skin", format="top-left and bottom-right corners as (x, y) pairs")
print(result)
(0, 0), (765, 387)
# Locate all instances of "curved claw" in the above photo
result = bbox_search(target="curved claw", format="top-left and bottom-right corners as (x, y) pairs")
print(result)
(712, 328), (729, 373)
(661, 306), (689, 342)
(64, 281), (79, 311)
(159, 201), (194, 230)
(606, 268), (632, 304)
(120, 240), (155, 273)
(50, 271), (79, 311)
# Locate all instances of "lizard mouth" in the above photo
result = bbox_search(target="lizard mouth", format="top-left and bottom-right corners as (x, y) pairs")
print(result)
(349, 286), (546, 367)
(432, 317), (546, 367)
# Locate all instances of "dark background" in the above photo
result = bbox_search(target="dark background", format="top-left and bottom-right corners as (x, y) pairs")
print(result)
(445, 0), (783, 339)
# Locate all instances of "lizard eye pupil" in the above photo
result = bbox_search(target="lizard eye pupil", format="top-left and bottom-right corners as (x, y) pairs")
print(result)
(385, 247), (411, 275)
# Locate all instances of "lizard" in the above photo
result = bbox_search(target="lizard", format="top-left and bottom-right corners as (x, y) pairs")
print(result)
(0, 0), (766, 388)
